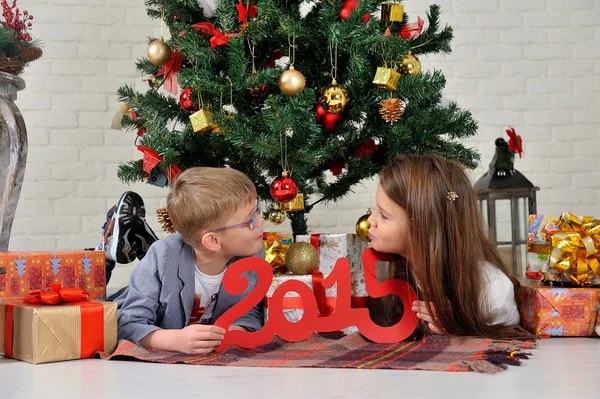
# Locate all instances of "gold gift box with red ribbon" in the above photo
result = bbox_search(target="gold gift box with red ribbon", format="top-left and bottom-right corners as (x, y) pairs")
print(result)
(0, 251), (106, 303)
(0, 284), (117, 364)
(526, 213), (600, 285)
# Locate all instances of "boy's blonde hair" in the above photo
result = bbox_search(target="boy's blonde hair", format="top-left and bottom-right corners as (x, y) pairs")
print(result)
(166, 167), (256, 243)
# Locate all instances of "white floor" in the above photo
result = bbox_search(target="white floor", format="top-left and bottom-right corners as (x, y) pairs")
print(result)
(1, 338), (599, 399)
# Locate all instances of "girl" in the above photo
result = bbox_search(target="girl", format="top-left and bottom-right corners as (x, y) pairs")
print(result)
(367, 154), (526, 340)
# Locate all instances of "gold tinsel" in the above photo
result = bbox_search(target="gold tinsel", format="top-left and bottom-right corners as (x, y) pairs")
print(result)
(157, 207), (176, 234)
(379, 98), (406, 123)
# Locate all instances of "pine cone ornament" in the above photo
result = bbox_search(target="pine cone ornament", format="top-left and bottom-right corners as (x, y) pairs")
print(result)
(18, 47), (43, 63)
(157, 207), (176, 234)
(379, 98), (406, 123)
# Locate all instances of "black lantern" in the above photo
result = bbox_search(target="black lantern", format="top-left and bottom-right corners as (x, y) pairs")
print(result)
(474, 136), (539, 276)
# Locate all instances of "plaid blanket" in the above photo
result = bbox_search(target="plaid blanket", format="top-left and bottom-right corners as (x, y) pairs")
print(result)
(99, 332), (535, 374)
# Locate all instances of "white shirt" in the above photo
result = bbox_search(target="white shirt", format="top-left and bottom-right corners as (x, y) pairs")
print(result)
(188, 266), (225, 325)
(480, 262), (520, 326)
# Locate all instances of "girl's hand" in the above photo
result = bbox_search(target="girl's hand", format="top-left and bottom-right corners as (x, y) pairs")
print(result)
(412, 301), (443, 334)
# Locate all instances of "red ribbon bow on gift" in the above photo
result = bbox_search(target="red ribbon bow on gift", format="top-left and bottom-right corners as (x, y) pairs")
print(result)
(192, 22), (240, 49)
(24, 283), (89, 305)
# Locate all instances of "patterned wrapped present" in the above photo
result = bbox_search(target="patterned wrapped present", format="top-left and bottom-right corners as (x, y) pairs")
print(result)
(520, 282), (600, 337)
(295, 233), (368, 296)
(263, 272), (368, 335)
(526, 213), (600, 285)
(262, 232), (293, 274)
(0, 251), (106, 303)
(0, 284), (117, 363)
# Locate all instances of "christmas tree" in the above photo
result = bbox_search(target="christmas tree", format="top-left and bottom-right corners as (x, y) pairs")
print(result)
(116, 0), (479, 236)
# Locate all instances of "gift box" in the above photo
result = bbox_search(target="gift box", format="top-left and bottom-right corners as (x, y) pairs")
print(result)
(0, 251), (106, 303)
(263, 232), (293, 274)
(263, 273), (368, 335)
(520, 282), (600, 337)
(0, 299), (117, 363)
(295, 233), (368, 296)
(526, 213), (600, 285)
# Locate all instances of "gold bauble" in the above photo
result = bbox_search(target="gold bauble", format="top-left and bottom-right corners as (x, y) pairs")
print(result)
(400, 54), (421, 75)
(285, 242), (319, 275)
(319, 82), (349, 114)
(278, 66), (306, 96)
(268, 209), (286, 225)
(147, 39), (172, 66)
(355, 209), (372, 242)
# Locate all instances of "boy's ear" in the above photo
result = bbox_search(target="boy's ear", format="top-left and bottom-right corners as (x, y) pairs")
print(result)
(201, 232), (222, 252)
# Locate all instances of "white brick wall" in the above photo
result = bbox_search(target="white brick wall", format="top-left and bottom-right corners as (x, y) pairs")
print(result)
(8, 0), (600, 290)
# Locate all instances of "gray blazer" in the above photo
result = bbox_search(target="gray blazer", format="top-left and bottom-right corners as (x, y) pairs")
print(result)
(113, 232), (265, 344)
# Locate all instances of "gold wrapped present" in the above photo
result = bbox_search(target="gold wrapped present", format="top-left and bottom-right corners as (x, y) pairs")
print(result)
(0, 300), (117, 364)
(189, 108), (216, 133)
(381, 3), (404, 22)
(263, 232), (293, 274)
(372, 66), (400, 90)
(280, 193), (305, 212)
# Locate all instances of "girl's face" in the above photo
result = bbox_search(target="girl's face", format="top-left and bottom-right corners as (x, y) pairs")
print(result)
(367, 185), (411, 259)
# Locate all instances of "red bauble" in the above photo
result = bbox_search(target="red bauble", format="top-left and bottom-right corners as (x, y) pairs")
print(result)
(315, 104), (343, 131)
(270, 173), (298, 203)
(179, 87), (198, 111)
(339, 0), (357, 20)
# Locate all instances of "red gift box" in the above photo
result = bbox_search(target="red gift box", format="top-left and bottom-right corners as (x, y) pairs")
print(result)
(0, 251), (106, 303)
(520, 283), (600, 337)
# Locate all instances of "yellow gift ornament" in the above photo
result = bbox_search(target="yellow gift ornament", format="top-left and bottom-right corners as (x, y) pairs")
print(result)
(549, 212), (600, 284)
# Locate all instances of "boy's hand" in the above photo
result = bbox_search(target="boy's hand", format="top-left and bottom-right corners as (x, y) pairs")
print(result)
(412, 301), (443, 334)
(177, 324), (226, 354)
(229, 325), (248, 332)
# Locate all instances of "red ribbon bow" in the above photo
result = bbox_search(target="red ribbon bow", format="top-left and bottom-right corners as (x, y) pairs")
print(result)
(192, 22), (240, 49)
(400, 16), (425, 39)
(147, 49), (184, 95)
(136, 146), (182, 184)
(24, 283), (89, 305)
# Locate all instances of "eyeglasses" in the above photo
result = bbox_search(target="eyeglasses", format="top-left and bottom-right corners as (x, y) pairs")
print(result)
(210, 198), (261, 233)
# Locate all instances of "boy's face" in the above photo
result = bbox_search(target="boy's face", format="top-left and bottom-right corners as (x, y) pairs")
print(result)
(210, 198), (265, 257)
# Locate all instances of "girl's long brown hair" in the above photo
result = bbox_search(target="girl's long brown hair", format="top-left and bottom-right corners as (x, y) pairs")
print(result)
(373, 154), (526, 340)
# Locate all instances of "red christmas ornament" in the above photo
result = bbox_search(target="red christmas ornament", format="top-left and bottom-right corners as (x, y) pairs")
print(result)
(329, 160), (345, 176)
(315, 104), (343, 131)
(179, 87), (198, 111)
(356, 139), (379, 157)
(339, 0), (356, 20)
(270, 172), (298, 203)
(361, 13), (370, 23)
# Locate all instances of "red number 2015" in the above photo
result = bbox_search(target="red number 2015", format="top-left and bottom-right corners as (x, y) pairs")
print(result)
(214, 248), (418, 351)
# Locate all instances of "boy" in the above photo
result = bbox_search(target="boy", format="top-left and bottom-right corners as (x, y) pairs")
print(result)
(113, 167), (266, 354)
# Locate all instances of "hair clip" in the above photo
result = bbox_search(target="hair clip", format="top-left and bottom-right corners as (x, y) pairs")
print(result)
(447, 191), (458, 201)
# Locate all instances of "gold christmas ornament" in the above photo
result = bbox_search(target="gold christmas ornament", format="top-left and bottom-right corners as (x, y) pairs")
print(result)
(381, 3), (404, 22)
(319, 82), (349, 114)
(355, 209), (372, 242)
(147, 38), (172, 66)
(400, 53), (421, 75)
(379, 98), (406, 123)
(111, 103), (132, 130)
(157, 207), (176, 234)
(372, 66), (401, 90)
(278, 65), (306, 96)
(268, 203), (287, 225)
(279, 193), (304, 212)
(285, 242), (320, 275)
(189, 108), (216, 133)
